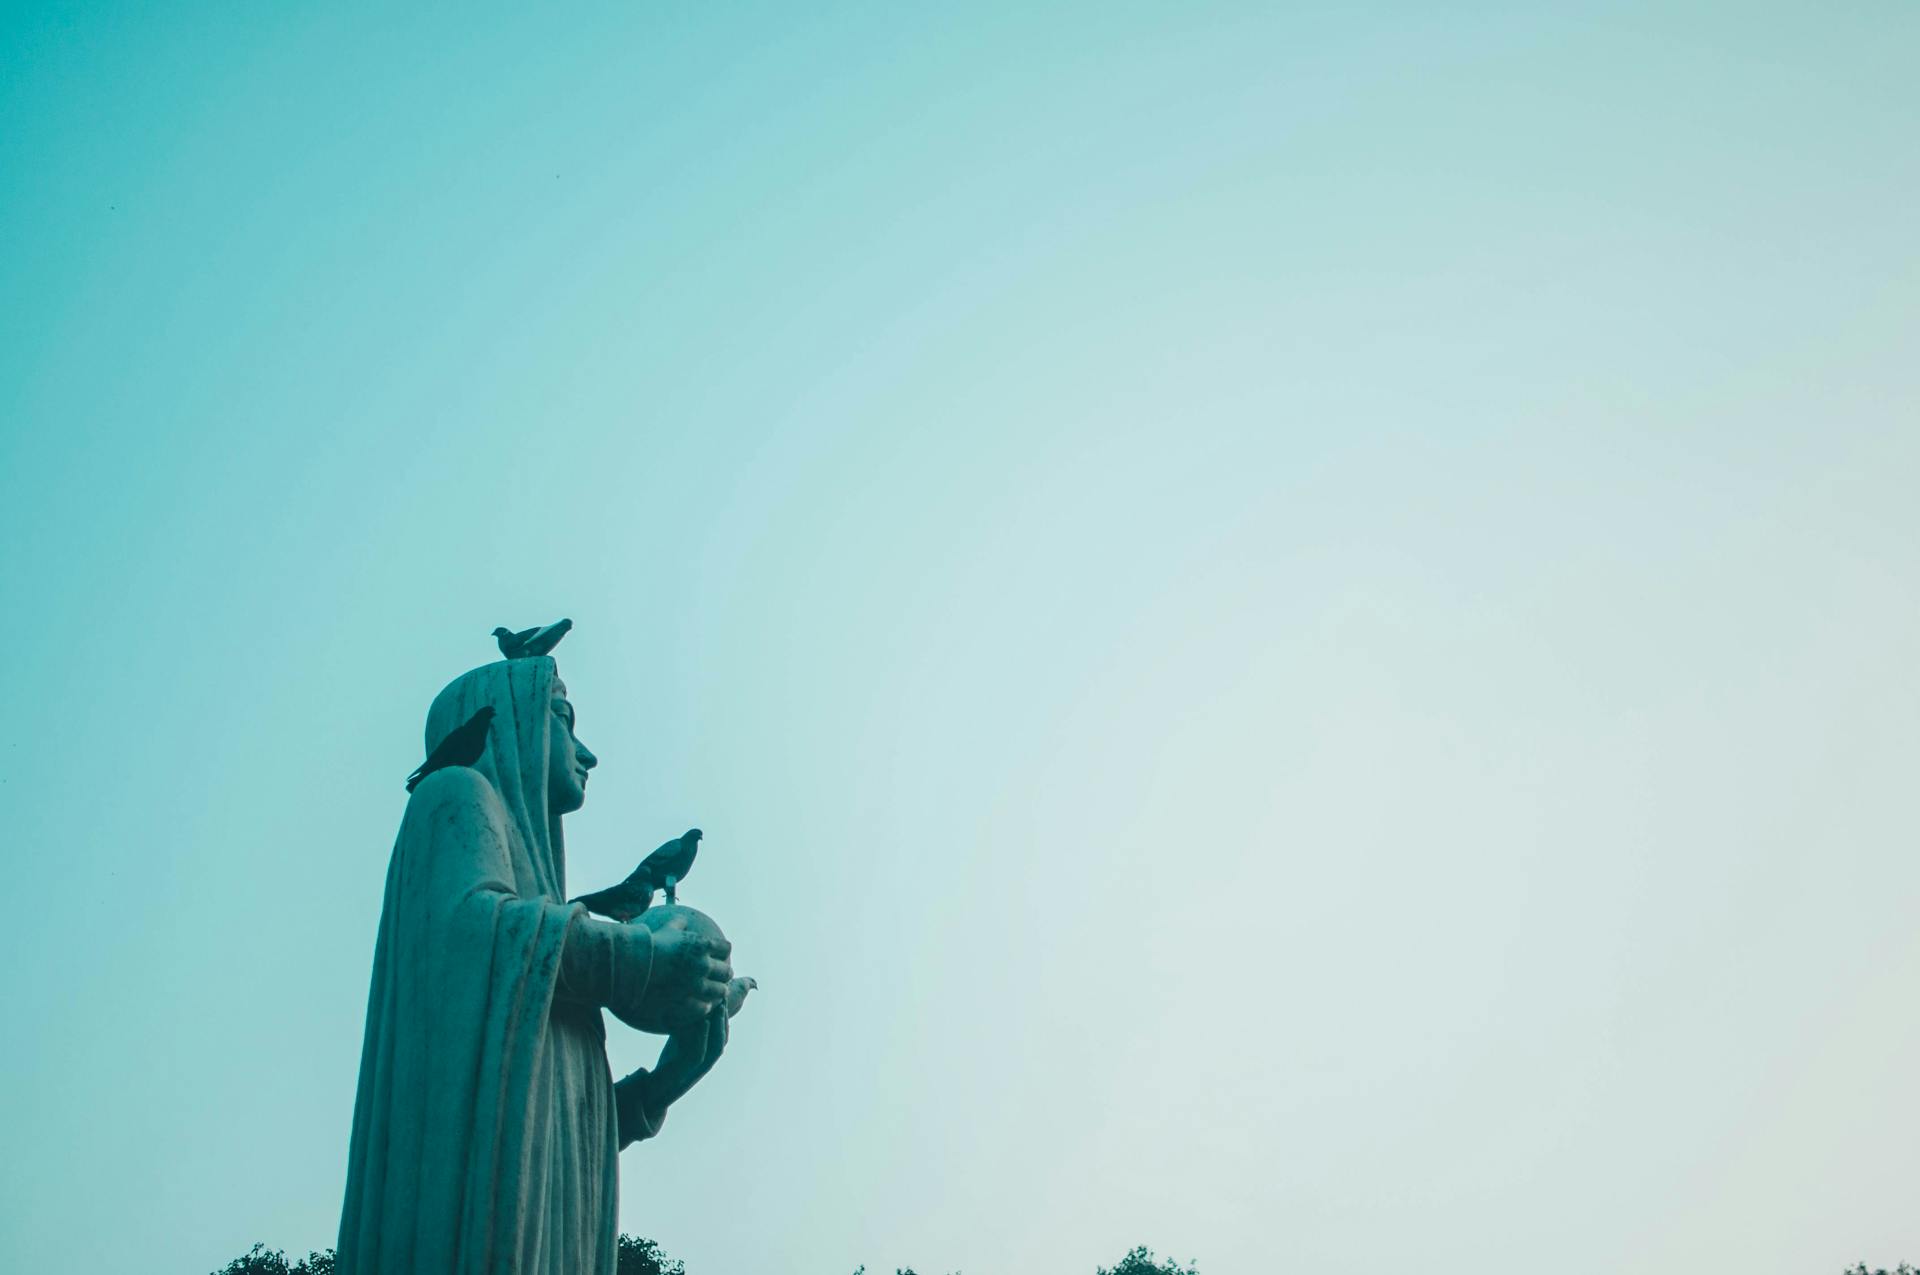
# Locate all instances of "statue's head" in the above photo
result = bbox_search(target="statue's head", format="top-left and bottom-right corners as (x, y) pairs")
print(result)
(546, 676), (598, 816)
(423, 654), (594, 899)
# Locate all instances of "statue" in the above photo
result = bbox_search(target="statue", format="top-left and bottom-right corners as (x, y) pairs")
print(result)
(336, 651), (739, 1274)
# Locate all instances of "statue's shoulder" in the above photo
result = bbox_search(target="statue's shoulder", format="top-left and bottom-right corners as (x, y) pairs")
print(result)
(406, 766), (505, 825)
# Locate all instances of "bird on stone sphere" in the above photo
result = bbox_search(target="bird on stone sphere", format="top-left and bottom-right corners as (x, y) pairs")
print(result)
(405, 706), (496, 793)
(640, 827), (702, 904)
(492, 618), (573, 659)
(724, 976), (757, 1018)
(571, 828), (703, 918)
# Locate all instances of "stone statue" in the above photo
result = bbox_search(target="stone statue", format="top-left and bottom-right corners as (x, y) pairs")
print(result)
(336, 654), (737, 1274)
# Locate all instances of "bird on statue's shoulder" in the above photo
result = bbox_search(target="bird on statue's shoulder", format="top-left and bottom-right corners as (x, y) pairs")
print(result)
(404, 706), (495, 793)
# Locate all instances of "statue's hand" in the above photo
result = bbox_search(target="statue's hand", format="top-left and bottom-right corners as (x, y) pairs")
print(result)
(642, 926), (732, 1028)
(644, 1005), (729, 1111)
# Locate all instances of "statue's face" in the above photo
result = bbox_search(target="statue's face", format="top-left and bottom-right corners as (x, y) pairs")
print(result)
(547, 681), (597, 815)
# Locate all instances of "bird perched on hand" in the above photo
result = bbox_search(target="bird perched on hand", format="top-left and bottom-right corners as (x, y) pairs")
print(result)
(724, 976), (757, 1018)
(405, 706), (496, 793)
(571, 828), (703, 918)
(492, 618), (573, 659)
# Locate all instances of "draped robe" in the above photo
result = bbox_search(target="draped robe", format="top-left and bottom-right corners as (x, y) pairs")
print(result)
(338, 658), (659, 1275)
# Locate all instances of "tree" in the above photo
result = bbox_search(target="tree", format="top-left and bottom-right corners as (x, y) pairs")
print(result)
(1098, 1244), (1199, 1275)
(1843, 1266), (1917, 1275)
(615, 1233), (686, 1275)
(212, 1244), (335, 1275)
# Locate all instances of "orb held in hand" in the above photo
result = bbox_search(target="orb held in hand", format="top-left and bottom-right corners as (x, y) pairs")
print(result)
(629, 904), (729, 1034)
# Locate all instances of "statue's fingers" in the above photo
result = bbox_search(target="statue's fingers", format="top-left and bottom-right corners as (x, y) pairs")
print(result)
(709, 937), (733, 961)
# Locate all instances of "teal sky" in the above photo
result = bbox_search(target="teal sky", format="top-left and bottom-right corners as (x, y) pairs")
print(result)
(3, 4), (1916, 1272)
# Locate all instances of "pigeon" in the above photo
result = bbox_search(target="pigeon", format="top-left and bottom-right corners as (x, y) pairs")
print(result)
(492, 618), (573, 659)
(724, 976), (757, 1018)
(640, 827), (702, 904)
(569, 864), (656, 922)
(571, 829), (703, 918)
(406, 706), (496, 793)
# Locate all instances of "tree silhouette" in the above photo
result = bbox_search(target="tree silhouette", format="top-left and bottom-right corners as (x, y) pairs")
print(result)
(617, 1233), (687, 1275)
(1097, 1244), (1199, 1275)
(211, 1244), (334, 1275)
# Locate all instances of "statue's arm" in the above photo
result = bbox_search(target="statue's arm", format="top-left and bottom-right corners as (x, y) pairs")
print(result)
(611, 1005), (729, 1148)
(613, 1068), (666, 1147)
(553, 912), (656, 1028)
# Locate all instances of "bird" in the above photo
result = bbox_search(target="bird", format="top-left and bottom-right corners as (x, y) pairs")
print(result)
(406, 706), (496, 793)
(492, 618), (573, 659)
(640, 827), (702, 904)
(724, 976), (757, 1018)
(570, 828), (703, 918)
(569, 864), (655, 922)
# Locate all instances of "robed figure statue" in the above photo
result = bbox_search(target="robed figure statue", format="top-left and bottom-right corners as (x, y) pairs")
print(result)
(337, 656), (733, 1274)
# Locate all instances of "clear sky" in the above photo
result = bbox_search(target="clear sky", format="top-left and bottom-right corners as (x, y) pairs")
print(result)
(2, 3), (1916, 1273)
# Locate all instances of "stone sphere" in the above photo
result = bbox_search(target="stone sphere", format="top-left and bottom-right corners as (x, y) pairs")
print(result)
(625, 905), (729, 1034)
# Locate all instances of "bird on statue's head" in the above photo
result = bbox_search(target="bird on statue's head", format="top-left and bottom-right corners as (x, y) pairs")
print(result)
(493, 619), (573, 660)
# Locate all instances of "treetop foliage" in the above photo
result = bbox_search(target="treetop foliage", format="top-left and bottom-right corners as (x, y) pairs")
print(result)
(1096, 1245), (1200, 1275)
(618, 1233), (687, 1275)
(212, 1244), (334, 1275)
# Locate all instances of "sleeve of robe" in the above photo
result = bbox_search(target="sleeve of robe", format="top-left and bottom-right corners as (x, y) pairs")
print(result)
(553, 915), (670, 1146)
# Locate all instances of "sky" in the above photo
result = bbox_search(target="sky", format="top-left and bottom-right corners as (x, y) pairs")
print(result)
(1, 3), (1916, 1272)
